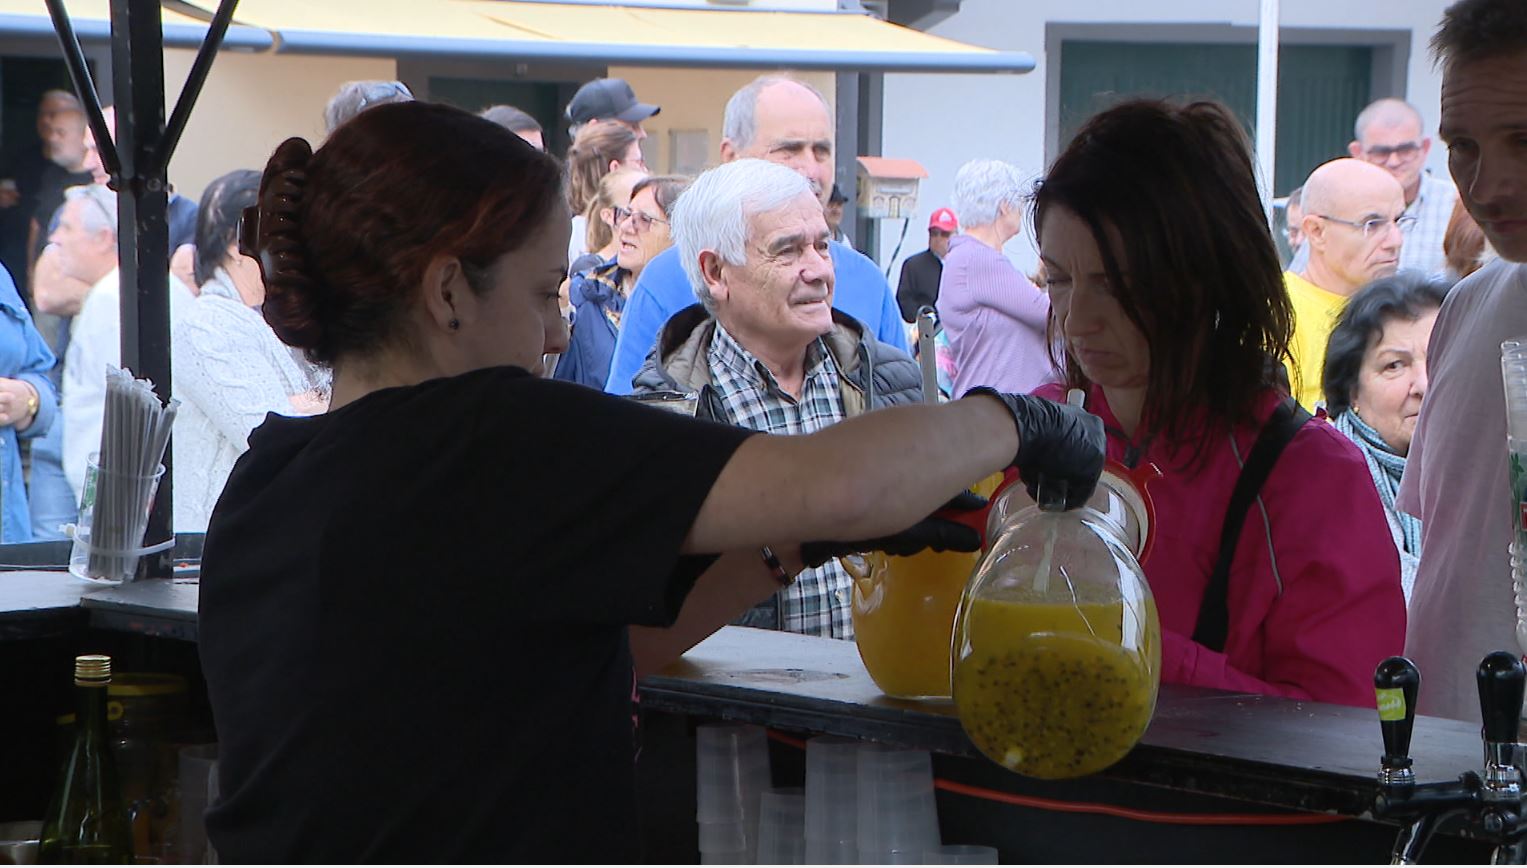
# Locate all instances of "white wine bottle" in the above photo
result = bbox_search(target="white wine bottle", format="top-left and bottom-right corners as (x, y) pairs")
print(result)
(38, 655), (133, 864)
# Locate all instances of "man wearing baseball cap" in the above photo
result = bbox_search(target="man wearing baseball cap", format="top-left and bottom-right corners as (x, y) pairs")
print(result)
(895, 207), (958, 323)
(565, 77), (660, 141)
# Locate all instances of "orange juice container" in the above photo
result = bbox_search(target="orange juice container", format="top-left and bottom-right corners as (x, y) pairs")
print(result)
(953, 463), (1160, 780)
(842, 548), (981, 701)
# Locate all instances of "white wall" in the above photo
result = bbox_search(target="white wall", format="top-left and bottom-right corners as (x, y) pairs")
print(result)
(877, 0), (1451, 279)
(163, 50), (398, 203)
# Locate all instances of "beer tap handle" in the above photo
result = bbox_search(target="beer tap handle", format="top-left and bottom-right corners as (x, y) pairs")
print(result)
(1478, 652), (1526, 747)
(1376, 656), (1420, 781)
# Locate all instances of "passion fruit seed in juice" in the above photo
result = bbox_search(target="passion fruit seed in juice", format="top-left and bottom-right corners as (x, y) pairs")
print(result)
(954, 597), (1159, 780)
(852, 549), (981, 699)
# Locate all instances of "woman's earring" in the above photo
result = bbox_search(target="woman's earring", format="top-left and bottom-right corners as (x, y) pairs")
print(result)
(448, 318), (460, 331)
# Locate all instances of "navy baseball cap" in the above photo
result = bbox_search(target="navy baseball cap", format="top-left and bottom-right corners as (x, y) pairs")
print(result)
(566, 78), (660, 126)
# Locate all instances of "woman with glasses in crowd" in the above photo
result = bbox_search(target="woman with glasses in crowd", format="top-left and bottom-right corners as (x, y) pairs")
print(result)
(1031, 98), (1405, 708)
(198, 101), (1103, 862)
(556, 174), (688, 390)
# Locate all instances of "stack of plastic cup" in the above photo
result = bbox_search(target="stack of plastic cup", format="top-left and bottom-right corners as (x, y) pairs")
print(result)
(803, 736), (860, 864)
(755, 788), (806, 864)
(925, 844), (1000, 864)
(696, 724), (771, 864)
(1503, 339), (1527, 658)
(856, 744), (941, 864)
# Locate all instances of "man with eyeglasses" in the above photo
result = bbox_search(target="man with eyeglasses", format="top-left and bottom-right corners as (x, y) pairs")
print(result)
(604, 75), (907, 394)
(1284, 157), (1407, 410)
(1347, 98), (1458, 275)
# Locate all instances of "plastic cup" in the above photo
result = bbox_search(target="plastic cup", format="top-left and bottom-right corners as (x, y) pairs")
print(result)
(68, 453), (167, 584)
(177, 745), (218, 865)
(925, 844), (999, 864)
(696, 724), (770, 862)
(756, 788), (805, 865)
(804, 735), (858, 858)
(701, 851), (748, 865)
(856, 744), (940, 861)
(0, 820), (41, 865)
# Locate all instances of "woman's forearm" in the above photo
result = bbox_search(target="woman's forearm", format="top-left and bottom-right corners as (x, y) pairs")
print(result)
(630, 550), (786, 677)
(683, 396), (1015, 554)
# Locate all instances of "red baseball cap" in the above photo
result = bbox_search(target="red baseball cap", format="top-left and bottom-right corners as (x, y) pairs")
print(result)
(928, 207), (958, 232)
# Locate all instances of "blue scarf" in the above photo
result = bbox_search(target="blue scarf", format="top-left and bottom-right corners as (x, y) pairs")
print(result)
(1333, 410), (1422, 557)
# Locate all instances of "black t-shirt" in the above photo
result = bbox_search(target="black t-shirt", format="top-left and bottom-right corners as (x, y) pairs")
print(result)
(198, 366), (753, 863)
(896, 249), (944, 324)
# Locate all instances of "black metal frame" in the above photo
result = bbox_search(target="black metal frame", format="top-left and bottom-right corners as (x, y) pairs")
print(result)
(42, 0), (239, 579)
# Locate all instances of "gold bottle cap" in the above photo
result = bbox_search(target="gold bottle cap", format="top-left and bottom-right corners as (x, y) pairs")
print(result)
(74, 654), (111, 686)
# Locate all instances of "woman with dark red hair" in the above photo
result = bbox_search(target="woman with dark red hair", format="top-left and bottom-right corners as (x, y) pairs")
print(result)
(197, 101), (1103, 862)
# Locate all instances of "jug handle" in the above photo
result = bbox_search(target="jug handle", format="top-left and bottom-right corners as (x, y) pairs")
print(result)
(839, 553), (877, 596)
(1110, 460), (1162, 563)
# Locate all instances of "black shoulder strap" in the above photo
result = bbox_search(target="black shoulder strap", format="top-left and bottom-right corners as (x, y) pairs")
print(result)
(1192, 398), (1313, 653)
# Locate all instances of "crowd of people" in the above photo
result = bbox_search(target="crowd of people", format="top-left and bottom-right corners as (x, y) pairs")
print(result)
(158, 0), (1527, 859)
(0, 1), (1519, 854)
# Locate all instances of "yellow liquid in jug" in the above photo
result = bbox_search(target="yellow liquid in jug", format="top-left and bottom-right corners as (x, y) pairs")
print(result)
(852, 548), (981, 699)
(953, 593), (1160, 779)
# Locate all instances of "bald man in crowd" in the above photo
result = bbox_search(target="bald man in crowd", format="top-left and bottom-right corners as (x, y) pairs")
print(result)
(1284, 158), (1408, 409)
(1348, 98), (1458, 274)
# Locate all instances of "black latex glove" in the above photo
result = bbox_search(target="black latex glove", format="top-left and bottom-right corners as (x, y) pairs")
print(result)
(800, 493), (987, 569)
(964, 387), (1105, 510)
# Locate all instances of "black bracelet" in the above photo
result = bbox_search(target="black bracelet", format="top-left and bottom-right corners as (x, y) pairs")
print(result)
(760, 546), (794, 588)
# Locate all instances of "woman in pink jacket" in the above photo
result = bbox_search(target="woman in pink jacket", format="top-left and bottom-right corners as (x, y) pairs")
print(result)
(1030, 99), (1405, 708)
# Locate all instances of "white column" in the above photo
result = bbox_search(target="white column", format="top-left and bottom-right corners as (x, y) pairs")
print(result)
(1255, 0), (1280, 224)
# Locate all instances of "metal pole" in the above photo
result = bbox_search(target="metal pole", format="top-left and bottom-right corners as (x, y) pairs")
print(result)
(111, 0), (173, 579)
(1255, 0), (1280, 224)
(152, 0), (238, 175)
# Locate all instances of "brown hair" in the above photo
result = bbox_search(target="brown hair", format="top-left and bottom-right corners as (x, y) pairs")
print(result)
(1431, 0), (1527, 70)
(1444, 197), (1488, 278)
(1033, 99), (1293, 463)
(566, 121), (639, 214)
(583, 168), (645, 255)
(629, 174), (691, 220)
(246, 101), (564, 366)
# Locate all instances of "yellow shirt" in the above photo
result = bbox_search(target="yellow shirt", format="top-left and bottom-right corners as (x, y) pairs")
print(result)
(1284, 271), (1350, 411)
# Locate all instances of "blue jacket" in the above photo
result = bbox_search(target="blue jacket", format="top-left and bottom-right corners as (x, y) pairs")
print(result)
(552, 259), (626, 390)
(0, 265), (57, 542)
(603, 240), (908, 394)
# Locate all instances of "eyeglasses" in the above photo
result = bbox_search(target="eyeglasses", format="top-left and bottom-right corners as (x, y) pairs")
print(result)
(1361, 141), (1423, 162)
(355, 81), (413, 111)
(614, 206), (667, 232)
(1315, 213), (1417, 238)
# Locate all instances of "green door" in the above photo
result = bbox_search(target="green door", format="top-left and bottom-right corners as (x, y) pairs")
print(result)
(1057, 40), (1373, 196)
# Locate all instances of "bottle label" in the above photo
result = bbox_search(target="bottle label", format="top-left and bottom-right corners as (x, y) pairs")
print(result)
(1376, 687), (1406, 722)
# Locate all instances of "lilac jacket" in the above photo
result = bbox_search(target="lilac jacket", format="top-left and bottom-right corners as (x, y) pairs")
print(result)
(936, 235), (1054, 397)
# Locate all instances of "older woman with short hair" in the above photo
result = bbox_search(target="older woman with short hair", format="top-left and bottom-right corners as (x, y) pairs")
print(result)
(1322, 272), (1450, 601)
(938, 158), (1054, 397)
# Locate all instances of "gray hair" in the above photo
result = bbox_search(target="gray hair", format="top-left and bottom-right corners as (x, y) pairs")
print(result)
(671, 159), (814, 311)
(65, 184), (117, 236)
(951, 159), (1027, 229)
(722, 75), (832, 152)
(324, 80), (414, 134)
(1353, 98), (1424, 141)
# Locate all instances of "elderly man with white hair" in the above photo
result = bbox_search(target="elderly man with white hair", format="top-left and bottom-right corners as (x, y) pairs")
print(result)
(631, 159), (922, 639)
(603, 74), (906, 395)
(937, 158), (1054, 398)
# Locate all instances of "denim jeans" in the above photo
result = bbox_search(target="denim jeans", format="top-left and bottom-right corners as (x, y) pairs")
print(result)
(28, 420), (75, 540)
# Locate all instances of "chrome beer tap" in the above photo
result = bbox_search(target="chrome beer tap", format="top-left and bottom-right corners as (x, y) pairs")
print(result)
(1372, 653), (1527, 865)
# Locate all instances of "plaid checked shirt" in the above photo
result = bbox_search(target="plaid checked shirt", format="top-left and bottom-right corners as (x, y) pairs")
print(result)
(1400, 171), (1458, 276)
(707, 323), (856, 640)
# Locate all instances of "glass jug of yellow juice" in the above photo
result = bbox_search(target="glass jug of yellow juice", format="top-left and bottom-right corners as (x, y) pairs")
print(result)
(953, 489), (1160, 779)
